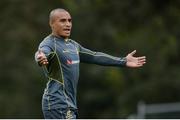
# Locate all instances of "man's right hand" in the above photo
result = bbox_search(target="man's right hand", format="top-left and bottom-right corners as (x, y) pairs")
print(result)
(36, 50), (49, 66)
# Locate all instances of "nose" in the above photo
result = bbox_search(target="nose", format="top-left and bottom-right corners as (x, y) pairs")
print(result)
(66, 21), (71, 27)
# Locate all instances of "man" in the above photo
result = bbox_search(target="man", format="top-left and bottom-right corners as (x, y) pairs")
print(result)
(35, 8), (146, 119)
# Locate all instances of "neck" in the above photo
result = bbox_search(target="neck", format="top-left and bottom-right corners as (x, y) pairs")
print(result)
(51, 33), (69, 42)
(51, 33), (68, 40)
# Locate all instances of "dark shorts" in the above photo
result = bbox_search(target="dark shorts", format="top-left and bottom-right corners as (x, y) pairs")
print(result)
(42, 108), (78, 119)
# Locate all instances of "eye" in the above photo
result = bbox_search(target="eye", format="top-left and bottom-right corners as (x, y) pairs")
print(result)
(60, 19), (66, 22)
(68, 19), (72, 23)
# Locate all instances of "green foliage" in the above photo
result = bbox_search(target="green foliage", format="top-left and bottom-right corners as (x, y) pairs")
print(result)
(0, 0), (180, 118)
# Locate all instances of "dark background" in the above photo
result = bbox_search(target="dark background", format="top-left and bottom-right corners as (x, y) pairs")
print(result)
(0, 0), (180, 118)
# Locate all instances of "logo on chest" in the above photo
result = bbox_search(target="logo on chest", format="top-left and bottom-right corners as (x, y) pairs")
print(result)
(66, 59), (79, 65)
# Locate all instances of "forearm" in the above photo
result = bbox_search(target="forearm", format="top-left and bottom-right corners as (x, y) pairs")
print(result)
(80, 51), (127, 67)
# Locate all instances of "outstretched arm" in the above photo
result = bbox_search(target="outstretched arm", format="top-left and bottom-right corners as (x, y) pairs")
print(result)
(125, 50), (146, 68)
(78, 44), (146, 67)
(79, 45), (126, 67)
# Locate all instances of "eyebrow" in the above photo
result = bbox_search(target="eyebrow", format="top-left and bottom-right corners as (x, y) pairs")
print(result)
(59, 18), (72, 21)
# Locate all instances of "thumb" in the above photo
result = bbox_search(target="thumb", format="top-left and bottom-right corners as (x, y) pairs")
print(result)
(130, 50), (136, 56)
(38, 49), (45, 56)
(37, 49), (44, 58)
(38, 49), (43, 54)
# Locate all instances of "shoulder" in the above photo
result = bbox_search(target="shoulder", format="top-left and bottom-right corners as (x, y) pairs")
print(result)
(69, 39), (81, 46)
(69, 39), (84, 52)
(40, 35), (54, 45)
(39, 35), (54, 48)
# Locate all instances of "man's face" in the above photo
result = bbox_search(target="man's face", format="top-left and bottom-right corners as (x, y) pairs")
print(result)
(50, 11), (72, 39)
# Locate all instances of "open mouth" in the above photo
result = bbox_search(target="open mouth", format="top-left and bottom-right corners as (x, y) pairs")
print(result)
(63, 28), (71, 32)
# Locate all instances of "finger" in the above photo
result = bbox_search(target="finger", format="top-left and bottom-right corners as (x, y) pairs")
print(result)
(37, 56), (46, 61)
(43, 61), (49, 65)
(137, 64), (143, 67)
(138, 61), (146, 65)
(137, 63), (144, 67)
(138, 56), (146, 60)
(137, 57), (145, 62)
(39, 60), (48, 65)
(137, 61), (146, 65)
(138, 62), (146, 66)
(133, 64), (143, 68)
(130, 50), (136, 56)
(38, 57), (48, 64)
(38, 56), (46, 65)
(137, 57), (146, 63)
(138, 58), (146, 62)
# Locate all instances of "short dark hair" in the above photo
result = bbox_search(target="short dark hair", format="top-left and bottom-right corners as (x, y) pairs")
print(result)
(49, 8), (69, 23)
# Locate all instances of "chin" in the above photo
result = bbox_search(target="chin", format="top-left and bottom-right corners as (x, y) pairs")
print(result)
(64, 34), (71, 38)
(61, 35), (70, 39)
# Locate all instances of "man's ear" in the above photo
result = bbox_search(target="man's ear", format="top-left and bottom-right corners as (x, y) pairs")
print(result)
(49, 21), (53, 28)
